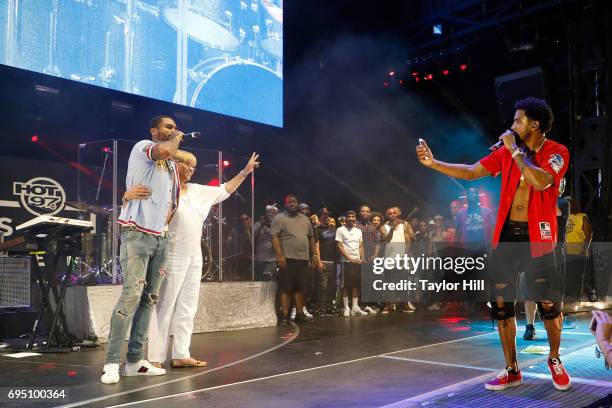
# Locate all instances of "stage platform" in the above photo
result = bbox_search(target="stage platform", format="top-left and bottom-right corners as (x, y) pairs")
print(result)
(63, 281), (278, 341)
(1, 308), (610, 408)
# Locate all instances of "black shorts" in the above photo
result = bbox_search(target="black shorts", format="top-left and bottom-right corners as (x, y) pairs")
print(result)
(490, 220), (561, 302)
(341, 262), (361, 289)
(278, 259), (310, 293)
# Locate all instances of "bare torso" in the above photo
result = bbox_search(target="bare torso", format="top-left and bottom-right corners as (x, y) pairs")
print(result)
(509, 178), (530, 222)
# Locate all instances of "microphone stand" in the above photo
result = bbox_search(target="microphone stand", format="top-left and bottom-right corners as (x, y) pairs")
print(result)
(95, 149), (111, 202)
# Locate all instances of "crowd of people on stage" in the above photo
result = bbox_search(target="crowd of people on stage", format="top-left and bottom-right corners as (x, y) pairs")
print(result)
(250, 190), (496, 323)
(247, 186), (595, 326)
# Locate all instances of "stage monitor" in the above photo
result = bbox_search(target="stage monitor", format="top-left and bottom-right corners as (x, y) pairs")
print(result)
(0, 0), (283, 127)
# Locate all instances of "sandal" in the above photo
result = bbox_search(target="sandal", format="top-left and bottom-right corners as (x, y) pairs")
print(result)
(171, 358), (207, 368)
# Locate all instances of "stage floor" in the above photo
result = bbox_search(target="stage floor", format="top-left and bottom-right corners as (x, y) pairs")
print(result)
(0, 309), (610, 408)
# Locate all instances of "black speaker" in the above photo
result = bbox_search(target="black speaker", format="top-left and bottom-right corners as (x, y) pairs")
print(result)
(495, 66), (548, 128)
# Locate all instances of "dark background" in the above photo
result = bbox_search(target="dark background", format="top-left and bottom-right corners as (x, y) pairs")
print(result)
(1, 0), (610, 233)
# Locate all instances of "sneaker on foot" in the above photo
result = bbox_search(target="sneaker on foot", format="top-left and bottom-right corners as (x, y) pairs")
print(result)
(364, 306), (377, 315)
(124, 360), (166, 376)
(428, 302), (441, 311)
(302, 307), (313, 318)
(343, 307), (351, 317)
(351, 306), (367, 316)
(548, 357), (571, 391)
(485, 367), (523, 391)
(101, 363), (120, 384)
(406, 302), (416, 310)
(290, 307), (296, 320)
(523, 324), (536, 340)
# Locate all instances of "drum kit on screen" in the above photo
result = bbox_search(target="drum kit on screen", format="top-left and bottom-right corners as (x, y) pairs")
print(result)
(4, 0), (282, 123)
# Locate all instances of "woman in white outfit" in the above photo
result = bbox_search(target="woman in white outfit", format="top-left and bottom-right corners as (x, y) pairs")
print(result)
(127, 149), (259, 368)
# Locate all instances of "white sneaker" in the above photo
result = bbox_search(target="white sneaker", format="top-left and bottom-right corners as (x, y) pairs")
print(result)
(302, 307), (313, 318)
(351, 306), (367, 316)
(124, 360), (166, 376)
(290, 307), (296, 320)
(428, 302), (441, 311)
(343, 307), (351, 317)
(101, 363), (120, 384)
(364, 306), (378, 315)
(406, 302), (416, 310)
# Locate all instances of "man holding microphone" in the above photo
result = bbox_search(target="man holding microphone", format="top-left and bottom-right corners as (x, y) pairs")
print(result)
(416, 98), (571, 392)
(101, 115), (183, 384)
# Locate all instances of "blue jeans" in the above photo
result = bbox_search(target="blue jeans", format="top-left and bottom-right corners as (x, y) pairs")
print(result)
(105, 230), (168, 364)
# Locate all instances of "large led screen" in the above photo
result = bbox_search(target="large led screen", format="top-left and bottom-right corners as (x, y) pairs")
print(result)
(0, 0), (283, 127)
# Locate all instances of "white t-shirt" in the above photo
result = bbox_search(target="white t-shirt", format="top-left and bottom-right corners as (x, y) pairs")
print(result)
(168, 183), (230, 254)
(383, 223), (407, 258)
(335, 225), (363, 262)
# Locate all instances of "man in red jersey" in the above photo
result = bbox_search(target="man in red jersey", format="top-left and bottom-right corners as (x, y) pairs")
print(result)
(416, 97), (571, 392)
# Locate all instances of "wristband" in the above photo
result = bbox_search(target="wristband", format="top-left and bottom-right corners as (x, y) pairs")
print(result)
(512, 148), (523, 159)
(239, 169), (248, 178)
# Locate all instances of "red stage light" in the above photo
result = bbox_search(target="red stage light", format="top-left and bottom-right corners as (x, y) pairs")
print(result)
(222, 160), (230, 167)
(31, 135), (39, 143)
(208, 178), (220, 186)
(411, 71), (419, 77)
(424, 73), (433, 81)
(102, 147), (111, 153)
(459, 63), (468, 71)
(383, 81), (389, 87)
(415, 77), (420, 82)
(441, 69), (450, 76)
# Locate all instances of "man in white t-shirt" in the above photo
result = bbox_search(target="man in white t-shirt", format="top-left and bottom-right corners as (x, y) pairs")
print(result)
(335, 210), (366, 317)
(125, 150), (259, 368)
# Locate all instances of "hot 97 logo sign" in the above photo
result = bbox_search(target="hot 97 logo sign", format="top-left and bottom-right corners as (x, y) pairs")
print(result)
(13, 177), (66, 216)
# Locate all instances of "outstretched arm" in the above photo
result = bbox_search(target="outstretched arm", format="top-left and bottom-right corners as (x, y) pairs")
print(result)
(224, 153), (260, 194)
(416, 139), (491, 180)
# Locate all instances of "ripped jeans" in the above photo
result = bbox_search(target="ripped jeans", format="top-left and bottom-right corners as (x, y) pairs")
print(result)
(105, 229), (168, 364)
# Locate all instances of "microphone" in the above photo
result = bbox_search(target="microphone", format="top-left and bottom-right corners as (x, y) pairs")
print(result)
(489, 130), (518, 151)
(182, 131), (201, 139)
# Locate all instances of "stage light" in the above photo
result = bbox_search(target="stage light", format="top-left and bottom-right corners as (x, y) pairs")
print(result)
(222, 160), (230, 167)
(399, 79), (404, 85)
(207, 178), (220, 187)
(31, 135), (39, 143)
(388, 71), (395, 76)
(459, 63), (468, 71)
(415, 76), (420, 82)
(424, 73), (433, 81)
(441, 69), (450, 76)
(102, 147), (111, 153)
(383, 81), (389, 87)
(411, 71), (419, 77)
(433, 24), (442, 35)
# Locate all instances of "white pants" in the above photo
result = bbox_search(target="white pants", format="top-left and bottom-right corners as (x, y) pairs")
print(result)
(148, 250), (202, 362)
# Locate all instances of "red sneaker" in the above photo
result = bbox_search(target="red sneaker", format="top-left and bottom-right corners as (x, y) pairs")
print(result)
(485, 367), (523, 391)
(548, 358), (571, 391)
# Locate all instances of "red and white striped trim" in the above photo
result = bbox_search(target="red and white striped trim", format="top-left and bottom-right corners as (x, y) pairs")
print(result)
(117, 219), (162, 236)
(145, 143), (156, 160)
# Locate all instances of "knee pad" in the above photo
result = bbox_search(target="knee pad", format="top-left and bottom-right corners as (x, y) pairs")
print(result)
(490, 302), (516, 320)
(537, 302), (562, 320)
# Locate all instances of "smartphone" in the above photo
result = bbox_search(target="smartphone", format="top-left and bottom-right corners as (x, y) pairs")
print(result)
(418, 139), (429, 160)
(590, 316), (598, 333)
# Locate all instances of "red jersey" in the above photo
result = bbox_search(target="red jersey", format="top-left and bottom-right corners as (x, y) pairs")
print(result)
(479, 139), (569, 257)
